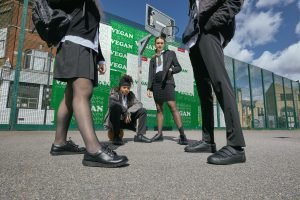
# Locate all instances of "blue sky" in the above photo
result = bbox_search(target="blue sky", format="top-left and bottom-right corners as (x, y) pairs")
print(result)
(101, 0), (300, 81)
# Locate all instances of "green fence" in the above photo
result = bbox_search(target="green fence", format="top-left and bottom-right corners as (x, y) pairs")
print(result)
(0, 0), (299, 131)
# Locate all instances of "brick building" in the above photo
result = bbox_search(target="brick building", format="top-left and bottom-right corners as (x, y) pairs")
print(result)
(0, 0), (54, 125)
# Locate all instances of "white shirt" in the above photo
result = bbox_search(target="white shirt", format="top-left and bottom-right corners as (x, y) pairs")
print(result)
(61, 31), (105, 64)
(185, 0), (200, 51)
(122, 95), (128, 108)
(155, 51), (164, 73)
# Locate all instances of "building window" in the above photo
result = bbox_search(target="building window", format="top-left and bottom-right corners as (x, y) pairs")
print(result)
(42, 85), (52, 110)
(0, 28), (7, 58)
(23, 49), (54, 72)
(7, 82), (40, 109)
(0, 39), (5, 58)
(0, 40), (4, 48)
(280, 93), (293, 101)
(257, 107), (264, 116)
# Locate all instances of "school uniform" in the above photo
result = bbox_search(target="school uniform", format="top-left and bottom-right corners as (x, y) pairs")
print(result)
(184, 0), (246, 165)
(104, 88), (147, 135)
(49, 0), (105, 86)
(147, 50), (182, 103)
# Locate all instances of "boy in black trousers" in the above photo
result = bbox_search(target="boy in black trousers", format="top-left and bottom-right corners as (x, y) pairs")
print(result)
(184, 0), (246, 165)
(104, 75), (152, 145)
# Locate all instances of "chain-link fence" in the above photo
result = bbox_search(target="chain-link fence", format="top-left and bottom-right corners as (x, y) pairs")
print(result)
(0, 0), (54, 130)
(0, 0), (300, 131)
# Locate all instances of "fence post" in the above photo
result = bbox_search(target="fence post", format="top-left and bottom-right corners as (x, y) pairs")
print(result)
(9, 0), (29, 130)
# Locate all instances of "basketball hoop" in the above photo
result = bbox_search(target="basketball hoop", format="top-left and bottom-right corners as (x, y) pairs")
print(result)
(145, 4), (177, 42)
(160, 25), (179, 42)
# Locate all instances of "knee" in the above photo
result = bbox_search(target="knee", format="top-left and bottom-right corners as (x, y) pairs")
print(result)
(73, 90), (92, 101)
(110, 104), (122, 113)
(170, 107), (178, 113)
(139, 108), (147, 114)
(156, 108), (163, 113)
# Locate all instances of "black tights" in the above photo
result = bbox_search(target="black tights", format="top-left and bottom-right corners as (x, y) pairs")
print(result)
(54, 78), (101, 153)
(155, 101), (184, 135)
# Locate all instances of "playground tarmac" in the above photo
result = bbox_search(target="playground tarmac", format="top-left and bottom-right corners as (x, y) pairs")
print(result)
(0, 130), (299, 200)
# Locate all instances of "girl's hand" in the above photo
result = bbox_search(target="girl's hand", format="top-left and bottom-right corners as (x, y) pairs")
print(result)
(147, 90), (153, 98)
(98, 63), (106, 75)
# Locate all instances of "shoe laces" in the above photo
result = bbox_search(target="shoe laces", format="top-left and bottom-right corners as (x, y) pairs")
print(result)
(189, 140), (204, 147)
(66, 137), (79, 149)
(102, 146), (117, 157)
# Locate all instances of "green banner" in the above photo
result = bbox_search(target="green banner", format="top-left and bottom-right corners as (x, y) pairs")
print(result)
(51, 19), (201, 130)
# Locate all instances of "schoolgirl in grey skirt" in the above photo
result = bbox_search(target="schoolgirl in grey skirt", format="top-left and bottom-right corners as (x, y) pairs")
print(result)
(49, 0), (128, 168)
(54, 40), (100, 86)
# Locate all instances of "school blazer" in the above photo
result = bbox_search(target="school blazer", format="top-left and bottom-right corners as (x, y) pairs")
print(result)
(49, 0), (104, 62)
(103, 88), (143, 130)
(196, 0), (244, 47)
(147, 50), (182, 91)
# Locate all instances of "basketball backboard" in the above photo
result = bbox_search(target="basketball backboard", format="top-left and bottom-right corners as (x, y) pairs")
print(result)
(145, 4), (176, 42)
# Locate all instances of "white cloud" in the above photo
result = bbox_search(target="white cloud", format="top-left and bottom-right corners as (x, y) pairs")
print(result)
(224, 40), (254, 63)
(222, 0), (299, 81)
(296, 22), (300, 36)
(235, 10), (282, 47)
(298, 0), (300, 10)
(253, 41), (300, 81)
(256, 0), (295, 8)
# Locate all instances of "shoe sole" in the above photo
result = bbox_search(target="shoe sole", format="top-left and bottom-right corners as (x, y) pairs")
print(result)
(184, 149), (216, 153)
(151, 138), (164, 142)
(134, 137), (153, 143)
(134, 140), (152, 143)
(112, 143), (124, 146)
(50, 151), (85, 156)
(178, 142), (188, 145)
(207, 156), (246, 165)
(82, 160), (128, 168)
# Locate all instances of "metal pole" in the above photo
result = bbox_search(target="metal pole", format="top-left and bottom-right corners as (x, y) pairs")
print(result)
(248, 64), (254, 128)
(290, 81), (297, 128)
(43, 50), (53, 125)
(9, 0), (29, 130)
(217, 103), (220, 128)
(137, 34), (152, 101)
(272, 73), (278, 128)
(232, 59), (237, 99)
(282, 78), (288, 128)
(261, 69), (268, 128)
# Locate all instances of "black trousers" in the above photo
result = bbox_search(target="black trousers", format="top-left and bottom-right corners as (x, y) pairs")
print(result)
(189, 32), (246, 147)
(109, 104), (147, 136)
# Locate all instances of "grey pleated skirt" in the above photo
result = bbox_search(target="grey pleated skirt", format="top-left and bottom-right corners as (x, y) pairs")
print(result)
(54, 40), (98, 86)
(152, 71), (175, 103)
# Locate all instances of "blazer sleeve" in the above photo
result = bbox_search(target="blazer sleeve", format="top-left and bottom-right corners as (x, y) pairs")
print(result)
(199, 0), (224, 16)
(147, 59), (154, 91)
(48, 0), (84, 8)
(127, 93), (143, 113)
(171, 51), (182, 74)
(204, 0), (244, 32)
(108, 89), (127, 113)
(97, 42), (105, 63)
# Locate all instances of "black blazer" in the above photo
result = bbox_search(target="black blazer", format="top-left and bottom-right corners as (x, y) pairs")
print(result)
(196, 0), (244, 47)
(147, 50), (182, 91)
(49, 0), (104, 62)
